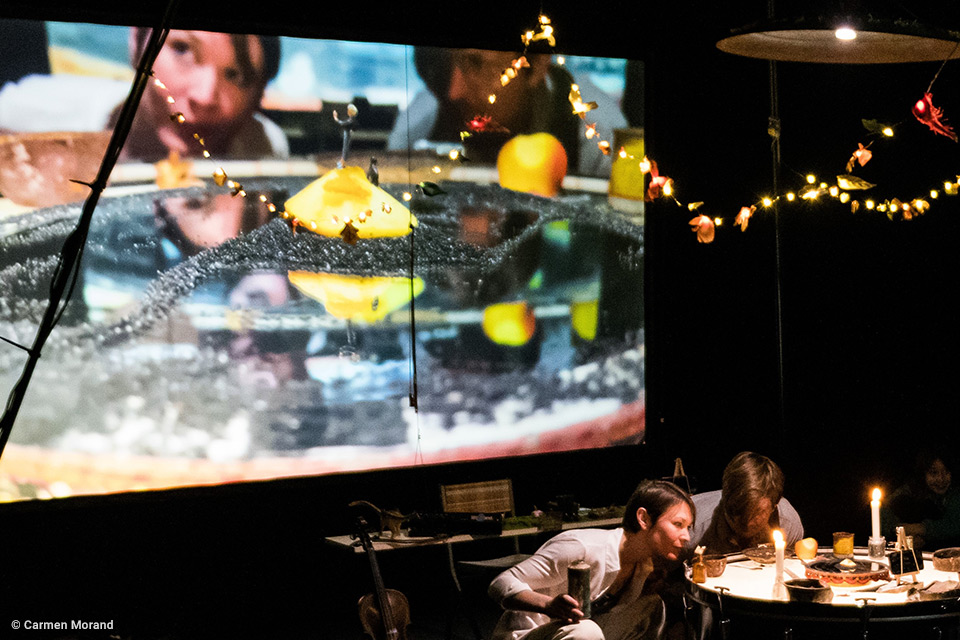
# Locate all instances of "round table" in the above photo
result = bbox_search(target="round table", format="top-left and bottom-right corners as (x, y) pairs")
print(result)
(684, 548), (960, 640)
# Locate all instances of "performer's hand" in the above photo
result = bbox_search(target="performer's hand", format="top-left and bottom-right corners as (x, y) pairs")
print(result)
(545, 594), (584, 623)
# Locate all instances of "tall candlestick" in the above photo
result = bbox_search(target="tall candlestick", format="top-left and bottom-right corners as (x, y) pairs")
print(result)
(871, 488), (882, 540)
(772, 529), (786, 599)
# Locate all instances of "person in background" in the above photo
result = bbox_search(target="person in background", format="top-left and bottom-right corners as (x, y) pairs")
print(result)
(883, 450), (960, 551)
(687, 451), (803, 555)
(120, 28), (289, 161)
(487, 479), (694, 640)
(387, 46), (626, 178)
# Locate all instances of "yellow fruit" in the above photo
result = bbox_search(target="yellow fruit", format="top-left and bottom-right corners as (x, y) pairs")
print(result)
(571, 299), (599, 341)
(288, 271), (424, 323)
(482, 301), (536, 346)
(795, 537), (818, 560)
(497, 133), (568, 197)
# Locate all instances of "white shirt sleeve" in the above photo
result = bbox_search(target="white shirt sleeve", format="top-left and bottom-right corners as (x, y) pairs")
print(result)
(488, 534), (589, 604)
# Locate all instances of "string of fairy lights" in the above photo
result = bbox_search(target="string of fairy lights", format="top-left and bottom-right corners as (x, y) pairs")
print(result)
(550, 16), (959, 244)
(152, 13), (960, 246)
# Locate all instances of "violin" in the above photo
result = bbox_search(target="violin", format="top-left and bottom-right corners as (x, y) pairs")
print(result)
(354, 516), (411, 640)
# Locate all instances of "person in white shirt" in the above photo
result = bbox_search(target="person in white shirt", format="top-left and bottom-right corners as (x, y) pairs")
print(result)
(488, 479), (694, 640)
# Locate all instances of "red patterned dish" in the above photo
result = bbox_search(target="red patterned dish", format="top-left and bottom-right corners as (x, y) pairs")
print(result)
(805, 558), (890, 586)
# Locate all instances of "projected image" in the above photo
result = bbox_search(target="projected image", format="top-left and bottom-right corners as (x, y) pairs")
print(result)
(0, 20), (643, 500)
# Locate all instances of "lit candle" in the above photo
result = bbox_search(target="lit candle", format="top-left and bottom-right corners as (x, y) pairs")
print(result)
(772, 529), (786, 599)
(773, 529), (785, 573)
(871, 488), (882, 540)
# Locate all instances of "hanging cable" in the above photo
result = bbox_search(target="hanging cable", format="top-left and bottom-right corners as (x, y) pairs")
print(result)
(0, 0), (184, 463)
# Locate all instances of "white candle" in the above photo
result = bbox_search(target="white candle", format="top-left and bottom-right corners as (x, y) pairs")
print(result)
(772, 529), (786, 599)
(871, 488), (882, 540)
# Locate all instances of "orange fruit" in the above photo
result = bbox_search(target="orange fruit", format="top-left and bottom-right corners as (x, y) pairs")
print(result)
(497, 133), (568, 197)
(795, 537), (818, 560)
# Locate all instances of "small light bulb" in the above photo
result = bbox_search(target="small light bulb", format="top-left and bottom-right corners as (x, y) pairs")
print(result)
(829, 186), (840, 197)
(488, 94), (497, 104)
(930, 190), (939, 199)
(835, 27), (857, 41)
(806, 174), (816, 184)
(882, 127), (894, 137)
(865, 200), (875, 209)
(839, 192), (850, 203)
(762, 197), (773, 207)
(714, 217), (722, 226)
(786, 192), (796, 201)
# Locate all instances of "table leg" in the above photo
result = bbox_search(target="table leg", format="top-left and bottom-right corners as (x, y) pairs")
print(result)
(444, 541), (484, 640)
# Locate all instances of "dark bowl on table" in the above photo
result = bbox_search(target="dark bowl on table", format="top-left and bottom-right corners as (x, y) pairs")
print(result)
(743, 544), (777, 564)
(785, 578), (833, 603)
(703, 554), (727, 577)
(932, 548), (960, 572)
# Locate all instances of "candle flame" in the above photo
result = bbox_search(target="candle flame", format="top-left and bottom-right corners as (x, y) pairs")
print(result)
(772, 529), (784, 546)
(872, 487), (882, 501)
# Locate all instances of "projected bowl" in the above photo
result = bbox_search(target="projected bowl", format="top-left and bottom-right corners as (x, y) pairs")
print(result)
(0, 168), (645, 499)
(0, 131), (111, 208)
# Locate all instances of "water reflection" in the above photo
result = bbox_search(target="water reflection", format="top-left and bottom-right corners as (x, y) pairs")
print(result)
(0, 178), (645, 498)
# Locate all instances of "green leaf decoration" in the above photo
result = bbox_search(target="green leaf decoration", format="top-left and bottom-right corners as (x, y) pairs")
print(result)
(418, 181), (446, 196)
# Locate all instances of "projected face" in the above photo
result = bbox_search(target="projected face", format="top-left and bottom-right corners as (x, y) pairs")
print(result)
(140, 30), (267, 156)
(445, 48), (547, 132)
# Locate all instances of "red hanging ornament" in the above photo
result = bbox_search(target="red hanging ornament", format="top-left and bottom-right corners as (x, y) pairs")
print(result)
(689, 215), (715, 244)
(912, 92), (958, 142)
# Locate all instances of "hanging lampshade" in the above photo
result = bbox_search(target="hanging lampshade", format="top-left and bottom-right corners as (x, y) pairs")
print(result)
(717, 14), (960, 64)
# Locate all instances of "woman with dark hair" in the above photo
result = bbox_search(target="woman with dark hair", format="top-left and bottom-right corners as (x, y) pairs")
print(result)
(487, 479), (694, 640)
(883, 450), (960, 550)
(120, 28), (288, 161)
